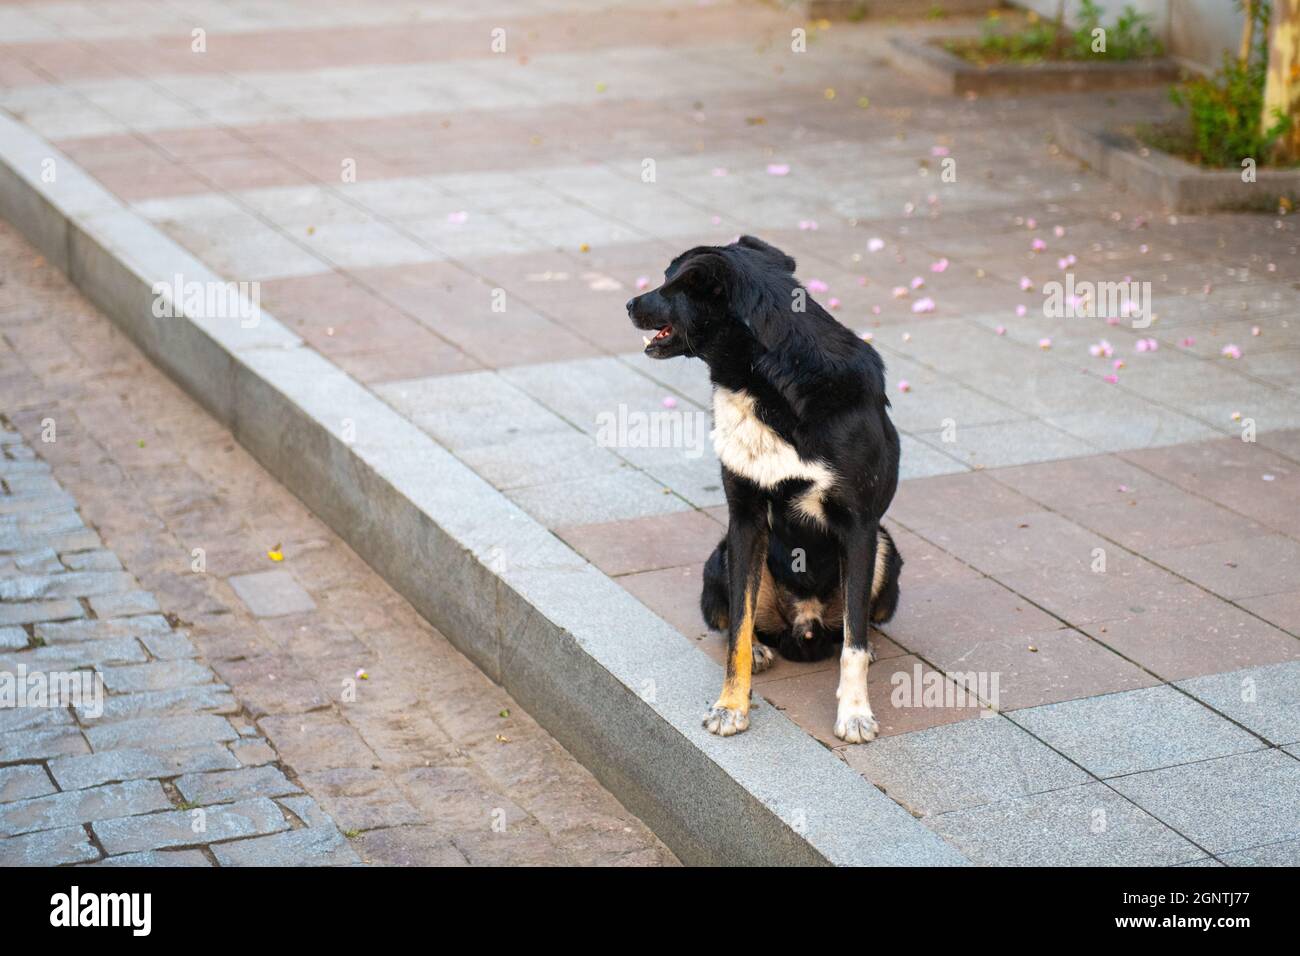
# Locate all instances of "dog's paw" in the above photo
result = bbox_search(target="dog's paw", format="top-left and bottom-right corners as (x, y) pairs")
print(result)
(833, 704), (879, 744)
(703, 705), (750, 737)
(751, 643), (775, 673)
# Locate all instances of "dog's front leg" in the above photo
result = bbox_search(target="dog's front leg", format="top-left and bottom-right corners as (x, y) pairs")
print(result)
(835, 520), (879, 744)
(703, 489), (767, 737)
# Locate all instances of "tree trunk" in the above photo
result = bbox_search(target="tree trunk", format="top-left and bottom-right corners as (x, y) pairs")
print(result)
(1264, 0), (1300, 163)
(1240, 0), (1255, 65)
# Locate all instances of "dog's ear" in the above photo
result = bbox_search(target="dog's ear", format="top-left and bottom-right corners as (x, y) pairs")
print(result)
(662, 251), (732, 298)
(737, 235), (796, 274)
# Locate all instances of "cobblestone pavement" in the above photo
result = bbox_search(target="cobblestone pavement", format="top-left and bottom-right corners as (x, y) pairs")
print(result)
(0, 221), (676, 866)
(1, 0), (1299, 865)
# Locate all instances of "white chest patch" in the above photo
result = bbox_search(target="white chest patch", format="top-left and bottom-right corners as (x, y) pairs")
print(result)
(711, 387), (836, 523)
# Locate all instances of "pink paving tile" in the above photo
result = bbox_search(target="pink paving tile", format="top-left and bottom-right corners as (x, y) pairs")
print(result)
(996, 557), (1191, 628)
(990, 453), (1183, 508)
(185, 153), (313, 193)
(556, 510), (723, 577)
(1238, 590), (1300, 636)
(883, 576), (1064, 650)
(934, 625), (1159, 711)
(1092, 591), (1300, 681)
(760, 655), (981, 747)
(348, 261), (601, 369)
(617, 563), (710, 643)
(1120, 439), (1300, 535)
(259, 272), (479, 381)
(888, 470), (1043, 532)
(916, 510), (1108, 577)
(1065, 489), (1272, 552)
(1148, 533), (1300, 601)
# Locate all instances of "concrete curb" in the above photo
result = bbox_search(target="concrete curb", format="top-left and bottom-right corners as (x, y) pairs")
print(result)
(889, 36), (1179, 96)
(805, 0), (991, 20)
(1053, 118), (1300, 213)
(0, 112), (967, 866)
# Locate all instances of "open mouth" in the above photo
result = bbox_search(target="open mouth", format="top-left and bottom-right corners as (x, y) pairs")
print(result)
(642, 324), (674, 351)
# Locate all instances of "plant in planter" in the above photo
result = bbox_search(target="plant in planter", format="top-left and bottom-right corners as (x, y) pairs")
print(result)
(944, 1), (1163, 66)
(1144, 0), (1294, 169)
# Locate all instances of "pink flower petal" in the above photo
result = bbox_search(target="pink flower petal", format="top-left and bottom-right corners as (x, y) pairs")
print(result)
(931, 258), (949, 273)
(766, 163), (790, 176)
(635, 276), (650, 291)
(911, 297), (936, 314)
(661, 396), (677, 409)
(807, 279), (829, 293)
(897, 379), (911, 393)
(867, 237), (885, 252)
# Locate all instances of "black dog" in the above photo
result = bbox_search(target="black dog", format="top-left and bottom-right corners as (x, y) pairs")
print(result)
(627, 236), (902, 743)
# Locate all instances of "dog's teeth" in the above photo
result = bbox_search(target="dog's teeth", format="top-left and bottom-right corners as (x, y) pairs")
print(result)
(642, 335), (652, 347)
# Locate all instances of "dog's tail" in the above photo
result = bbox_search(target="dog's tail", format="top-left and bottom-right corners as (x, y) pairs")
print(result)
(700, 537), (730, 632)
(869, 526), (903, 624)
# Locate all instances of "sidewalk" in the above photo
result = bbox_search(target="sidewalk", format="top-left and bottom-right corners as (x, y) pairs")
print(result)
(1, 0), (1298, 865)
(0, 220), (674, 866)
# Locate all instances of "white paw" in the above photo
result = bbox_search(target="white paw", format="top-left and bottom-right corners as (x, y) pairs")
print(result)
(703, 705), (750, 737)
(752, 643), (775, 673)
(834, 704), (879, 744)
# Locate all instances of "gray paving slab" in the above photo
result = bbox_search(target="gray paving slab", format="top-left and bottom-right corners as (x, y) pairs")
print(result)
(917, 419), (1097, 470)
(0, 779), (171, 837)
(227, 569), (317, 617)
(1220, 838), (1300, 866)
(0, 824), (99, 866)
(175, 765), (302, 805)
(1109, 750), (1300, 856)
(1176, 661), (1300, 746)
(374, 371), (574, 452)
(0, 764), (56, 802)
(91, 849), (211, 867)
(84, 714), (238, 751)
(844, 715), (1090, 817)
(92, 797), (291, 855)
(506, 468), (692, 527)
(211, 824), (360, 866)
(48, 743), (240, 791)
(1009, 686), (1265, 778)
(923, 781), (1203, 866)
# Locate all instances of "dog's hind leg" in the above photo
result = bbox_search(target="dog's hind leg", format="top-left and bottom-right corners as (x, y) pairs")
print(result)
(834, 520), (880, 744)
(869, 526), (903, 624)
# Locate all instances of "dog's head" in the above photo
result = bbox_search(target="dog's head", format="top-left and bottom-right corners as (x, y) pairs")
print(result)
(626, 235), (797, 359)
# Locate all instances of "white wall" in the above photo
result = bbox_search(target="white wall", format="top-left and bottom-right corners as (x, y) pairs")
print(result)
(1010, 0), (1243, 70)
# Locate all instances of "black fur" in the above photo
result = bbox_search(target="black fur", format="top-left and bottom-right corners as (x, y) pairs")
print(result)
(629, 235), (903, 664)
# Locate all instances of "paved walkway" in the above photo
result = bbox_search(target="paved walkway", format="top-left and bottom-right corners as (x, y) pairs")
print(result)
(0, 221), (675, 866)
(1, 0), (1298, 865)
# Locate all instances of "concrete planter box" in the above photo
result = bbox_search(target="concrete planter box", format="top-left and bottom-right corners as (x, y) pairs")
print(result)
(1054, 118), (1300, 213)
(805, 0), (993, 19)
(889, 36), (1180, 96)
